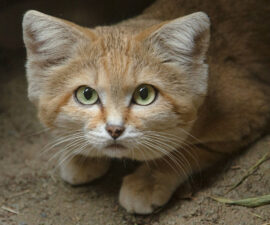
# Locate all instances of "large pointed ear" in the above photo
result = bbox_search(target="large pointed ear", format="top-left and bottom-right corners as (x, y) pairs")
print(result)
(140, 12), (210, 65)
(22, 10), (91, 68)
(22, 10), (95, 104)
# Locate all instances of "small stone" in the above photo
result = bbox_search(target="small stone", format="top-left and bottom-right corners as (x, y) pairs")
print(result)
(40, 212), (47, 218)
(19, 222), (27, 225)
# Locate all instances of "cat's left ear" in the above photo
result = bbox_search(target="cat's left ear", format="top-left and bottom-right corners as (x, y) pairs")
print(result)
(22, 10), (96, 104)
(139, 12), (210, 65)
(22, 10), (93, 68)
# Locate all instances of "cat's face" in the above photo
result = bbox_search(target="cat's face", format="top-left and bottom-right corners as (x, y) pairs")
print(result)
(23, 11), (210, 160)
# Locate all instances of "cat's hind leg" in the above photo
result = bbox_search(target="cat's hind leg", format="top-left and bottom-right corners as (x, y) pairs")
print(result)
(60, 155), (110, 185)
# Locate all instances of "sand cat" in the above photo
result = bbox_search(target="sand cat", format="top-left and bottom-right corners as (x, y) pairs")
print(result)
(22, 0), (270, 214)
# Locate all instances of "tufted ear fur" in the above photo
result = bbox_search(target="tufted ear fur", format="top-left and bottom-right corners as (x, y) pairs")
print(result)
(22, 10), (93, 104)
(22, 10), (89, 67)
(142, 12), (210, 65)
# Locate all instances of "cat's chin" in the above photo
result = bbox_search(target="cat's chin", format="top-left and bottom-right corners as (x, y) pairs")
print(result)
(100, 144), (166, 160)
(106, 143), (126, 150)
(102, 144), (130, 158)
(80, 142), (168, 160)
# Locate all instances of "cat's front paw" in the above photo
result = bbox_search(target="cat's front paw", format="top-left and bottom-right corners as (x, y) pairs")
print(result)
(119, 166), (178, 214)
(60, 156), (110, 185)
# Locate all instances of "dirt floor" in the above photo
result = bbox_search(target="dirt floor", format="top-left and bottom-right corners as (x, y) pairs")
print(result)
(0, 50), (270, 225)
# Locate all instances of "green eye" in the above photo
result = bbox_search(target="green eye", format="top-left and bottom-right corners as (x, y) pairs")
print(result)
(133, 84), (156, 106)
(75, 86), (99, 105)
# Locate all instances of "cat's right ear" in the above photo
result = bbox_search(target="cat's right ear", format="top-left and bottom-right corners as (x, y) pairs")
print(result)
(22, 10), (96, 104)
(22, 10), (94, 68)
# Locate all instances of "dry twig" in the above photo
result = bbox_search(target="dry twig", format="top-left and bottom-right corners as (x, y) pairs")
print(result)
(226, 152), (270, 193)
(1, 205), (19, 214)
(210, 194), (270, 208)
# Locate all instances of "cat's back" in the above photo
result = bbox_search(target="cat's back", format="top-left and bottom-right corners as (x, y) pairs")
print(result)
(143, 0), (270, 71)
(141, 0), (270, 151)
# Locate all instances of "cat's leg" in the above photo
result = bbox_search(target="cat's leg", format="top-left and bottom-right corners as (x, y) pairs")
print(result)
(60, 155), (110, 185)
(119, 147), (221, 214)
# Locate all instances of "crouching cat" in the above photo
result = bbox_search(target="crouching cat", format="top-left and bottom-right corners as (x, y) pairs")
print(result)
(22, 0), (270, 214)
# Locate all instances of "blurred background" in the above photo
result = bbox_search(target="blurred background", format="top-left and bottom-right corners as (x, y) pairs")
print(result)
(0, 0), (155, 49)
(0, 0), (154, 80)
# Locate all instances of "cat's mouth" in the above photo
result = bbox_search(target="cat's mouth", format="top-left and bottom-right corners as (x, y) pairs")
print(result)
(103, 143), (128, 157)
(105, 143), (126, 149)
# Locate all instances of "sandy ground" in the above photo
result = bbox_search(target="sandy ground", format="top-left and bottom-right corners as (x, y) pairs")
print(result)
(0, 51), (270, 225)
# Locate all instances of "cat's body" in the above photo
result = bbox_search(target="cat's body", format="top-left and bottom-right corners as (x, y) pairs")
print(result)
(23, 0), (270, 214)
(120, 0), (270, 153)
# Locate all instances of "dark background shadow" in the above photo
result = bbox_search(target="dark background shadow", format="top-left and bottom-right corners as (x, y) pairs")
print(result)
(0, 0), (154, 83)
(0, 0), (154, 49)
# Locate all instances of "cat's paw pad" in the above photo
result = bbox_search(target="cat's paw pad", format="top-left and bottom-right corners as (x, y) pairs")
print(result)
(119, 173), (173, 214)
(60, 156), (110, 185)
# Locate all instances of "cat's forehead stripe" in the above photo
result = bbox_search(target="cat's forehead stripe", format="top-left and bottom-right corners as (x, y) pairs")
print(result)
(98, 39), (135, 87)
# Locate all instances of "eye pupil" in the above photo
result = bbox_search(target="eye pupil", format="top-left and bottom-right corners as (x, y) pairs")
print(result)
(133, 84), (156, 106)
(139, 87), (148, 100)
(84, 87), (93, 100)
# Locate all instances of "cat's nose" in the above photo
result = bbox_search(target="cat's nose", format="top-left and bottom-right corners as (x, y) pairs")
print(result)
(106, 124), (125, 139)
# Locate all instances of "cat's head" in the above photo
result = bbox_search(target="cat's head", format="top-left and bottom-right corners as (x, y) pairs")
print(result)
(22, 10), (210, 160)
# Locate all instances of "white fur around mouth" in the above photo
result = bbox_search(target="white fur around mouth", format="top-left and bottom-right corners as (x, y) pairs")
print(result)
(102, 143), (130, 158)
(105, 143), (126, 149)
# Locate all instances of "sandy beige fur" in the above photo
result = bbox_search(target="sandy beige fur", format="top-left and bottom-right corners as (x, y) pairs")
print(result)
(23, 0), (270, 214)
